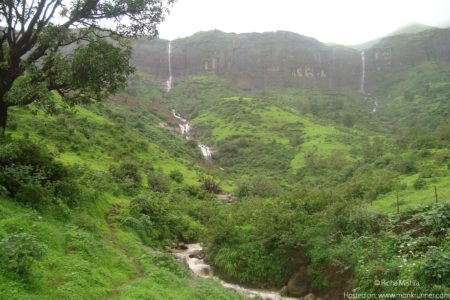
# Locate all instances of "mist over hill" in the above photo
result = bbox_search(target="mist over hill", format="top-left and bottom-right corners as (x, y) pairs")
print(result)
(132, 27), (450, 92)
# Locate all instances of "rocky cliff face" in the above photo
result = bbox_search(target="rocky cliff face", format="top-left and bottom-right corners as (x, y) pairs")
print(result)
(363, 28), (450, 90)
(132, 28), (450, 92)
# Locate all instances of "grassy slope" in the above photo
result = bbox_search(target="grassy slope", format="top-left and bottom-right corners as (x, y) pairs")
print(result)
(374, 62), (450, 133)
(169, 76), (375, 180)
(0, 99), (244, 299)
(370, 62), (450, 212)
(168, 74), (449, 214)
(9, 102), (201, 185)
(0, 195), (244, 300)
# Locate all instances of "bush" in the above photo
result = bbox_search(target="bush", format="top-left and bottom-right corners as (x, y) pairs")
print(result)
(109, 160), (142, 195)
(147, 170), (171, 193)
(390, 156), (417, 174)
(418, 247), (450, 286)
(126, 194), (199, 243)
(125, 194), (174, 242)
(0, 138), (83, 209)
(0, 233), (47, 279)
(169, 170), (184, 183)
(413, 178), (426, 190)
(0, 139), (68, 196)
(200, 177), (222, 194)
(235, 176), (280, 198)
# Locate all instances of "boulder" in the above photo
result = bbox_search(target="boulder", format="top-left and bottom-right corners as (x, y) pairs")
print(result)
(188, 249), (203, 258)
(287, 272), (309, 297)
(177, 242), (188, 250)
(303, 293), (316, 300)
(279, 286), (289, 297)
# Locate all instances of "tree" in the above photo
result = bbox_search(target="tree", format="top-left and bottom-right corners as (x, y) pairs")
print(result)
(0, 0), (174, 133)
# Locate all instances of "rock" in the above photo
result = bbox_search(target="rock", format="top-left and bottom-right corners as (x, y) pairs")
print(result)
(178, 242), (188, 250)
(303, 293), (316, 300)
(187, 249), (203, 258)
(280, 286), (288, 296)
(287, 272), (309, 297)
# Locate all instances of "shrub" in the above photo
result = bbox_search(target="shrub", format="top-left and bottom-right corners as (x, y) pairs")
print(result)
(126, 194), (195, 243)
(418, 247), (450, 286)
(109, 160), (142, 195)
(390, 156), (417, 174)
(148, 252), (188, 278)
(147, 170), (171, 193)
(0, 139), (68, 195)
(169, 170), (184, 183)
(235, 176), (280, 198)
(0, 233), (47, 279)
(200, 177), (222, 194)
(0, 138), (81, 209)
(413, 178), (426, 190)
(15, 183), (50, 208)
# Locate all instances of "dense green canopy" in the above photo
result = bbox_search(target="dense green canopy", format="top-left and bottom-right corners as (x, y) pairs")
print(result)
(0, 0), (174, 131)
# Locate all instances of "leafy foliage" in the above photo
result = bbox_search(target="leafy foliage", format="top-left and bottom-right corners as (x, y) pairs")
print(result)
(147, 169), (171, 193)
(0, 233), (47, 278)
(110, 160), (143, 195)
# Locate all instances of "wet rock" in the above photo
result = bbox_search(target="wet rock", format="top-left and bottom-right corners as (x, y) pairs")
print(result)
(303, 293), (316, 300)
(187, 249), (203, 258)
(178, 242), (188, 250)
(287, 272), (308, 297)
(280, 286), (289, 297)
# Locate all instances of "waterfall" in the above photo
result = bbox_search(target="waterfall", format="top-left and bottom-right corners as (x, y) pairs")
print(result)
(372, 97), (379, 113)
(172, 110), (213, 159)
(199, 144), (212, 160)
(179, 123), (190, 136)
(360, 51), (366, 93)
(172, 109), (187, 123)
(166, 41), (173, 92)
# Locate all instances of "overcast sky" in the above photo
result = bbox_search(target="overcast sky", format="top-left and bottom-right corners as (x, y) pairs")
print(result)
(158, 0), (450, 45)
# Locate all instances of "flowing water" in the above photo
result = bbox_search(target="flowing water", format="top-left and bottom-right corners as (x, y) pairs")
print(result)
(360, 51), (366, 93)
(372, 97), (379, 113)
(171, 110), (213, 159)
(172, 244), (298, 300)
(166, 41), (173, 92)
(199, 144), (212, 159)
(359, 51), (379, 113)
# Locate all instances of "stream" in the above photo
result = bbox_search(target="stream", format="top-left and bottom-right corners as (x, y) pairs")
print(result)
(171, 109), (212, 159)
(172, 244), (298, 300)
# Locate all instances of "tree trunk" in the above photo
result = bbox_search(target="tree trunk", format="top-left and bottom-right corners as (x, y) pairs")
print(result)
(0, 100), (8, 136)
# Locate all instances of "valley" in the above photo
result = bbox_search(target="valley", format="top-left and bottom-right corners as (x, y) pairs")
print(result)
(0, 5), (449, 299)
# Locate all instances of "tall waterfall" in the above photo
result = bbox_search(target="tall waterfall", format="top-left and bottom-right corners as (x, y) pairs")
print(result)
(166, 41), (173, 92)
(360, 51), (366, 93)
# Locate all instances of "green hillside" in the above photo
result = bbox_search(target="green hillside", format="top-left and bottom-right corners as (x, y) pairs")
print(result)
(1, 8), (449, 298)
(0, 99), (245, 299)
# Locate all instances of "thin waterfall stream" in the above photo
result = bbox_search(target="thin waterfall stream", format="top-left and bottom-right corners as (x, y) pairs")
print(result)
(165, 42), (212, 159)
(166, 41), (173, 92)
(171, 109), (212, 159)
(360, 50), (378, 113)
